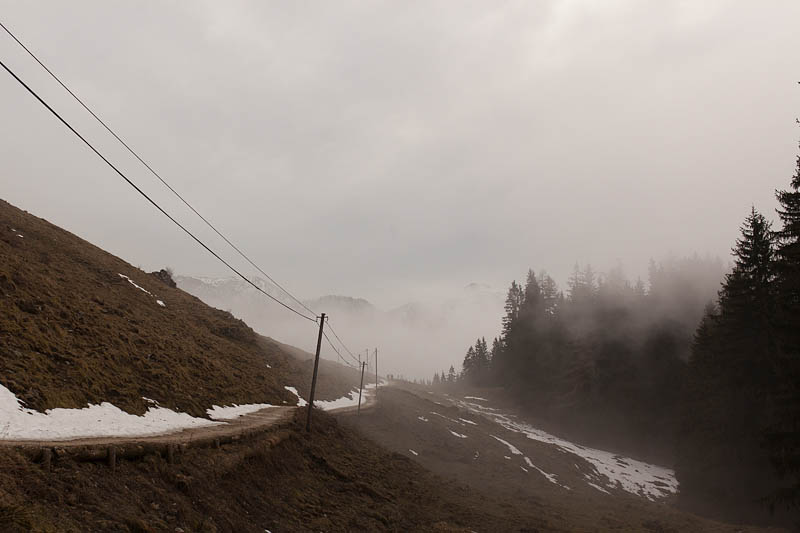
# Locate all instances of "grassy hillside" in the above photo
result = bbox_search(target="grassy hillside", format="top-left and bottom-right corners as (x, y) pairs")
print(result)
(0, 409), (549, 532)
(0, 198), (357, 417)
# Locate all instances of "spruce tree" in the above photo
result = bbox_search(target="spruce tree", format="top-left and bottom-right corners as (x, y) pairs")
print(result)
(521, 269), (542, 317)
(539, 271), (560, 315)
(567, 263), (583, 301)
(501, 281), (524, 338)
(678, 207), (777, 514)
(489, 337), (503, 374)
(766, 140), (800, 508)
(474, 337), (490, 381)
(718, 208), (775, 386)
(495, 280), (524, 380)
(462, 345), (476, 381)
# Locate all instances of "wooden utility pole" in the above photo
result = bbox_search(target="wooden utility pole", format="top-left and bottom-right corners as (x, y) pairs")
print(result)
(374, 347), (378, 401)
(357, 361), (366, 415)
(306, 313), (326, 432)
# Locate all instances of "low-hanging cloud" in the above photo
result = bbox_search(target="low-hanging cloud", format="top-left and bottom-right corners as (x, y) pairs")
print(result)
(0, 1), (797, 347)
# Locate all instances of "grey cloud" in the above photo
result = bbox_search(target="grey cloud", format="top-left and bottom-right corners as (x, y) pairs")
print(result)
(1, 1), (798, 373)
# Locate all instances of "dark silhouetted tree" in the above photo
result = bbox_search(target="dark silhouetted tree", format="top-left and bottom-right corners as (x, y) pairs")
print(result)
(765, 140), (800, 509)
(678, 208), (777, 517)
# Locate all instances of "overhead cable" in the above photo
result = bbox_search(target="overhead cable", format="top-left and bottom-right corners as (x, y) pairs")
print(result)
(0, 57), (316, 323)
(0, 19), (316, 319)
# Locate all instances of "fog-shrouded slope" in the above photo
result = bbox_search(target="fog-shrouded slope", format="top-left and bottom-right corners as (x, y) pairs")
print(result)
(0, 198), (359, 419)
(347, 384), (781, 533)
(176, 275), (506, 378)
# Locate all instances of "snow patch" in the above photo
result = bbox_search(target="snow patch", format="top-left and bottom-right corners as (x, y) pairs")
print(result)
(119, 273), (166, 308)
(284, 386), (307, 407)
(463, 401), (499, 411)
(409, 449), (419, 456)
(459, 400), (678, 500)
(363, 379), (386, 391)
(491, 435), (567, 489)
(459, 418), (478, 425)
(464, 396), (488, 401)
(588, 482), (611, 494)
(417, 416), (429, 422)
(491, 435), (522, 455)
(448, 430), (468, 439)
(0, 384), (218, 441)
(315, 389), (362, 411)
(430, 411), (466, 426)
(283, 386), (366, 411)
(524, 456), (561, 486)
(118, 273), (153, 296)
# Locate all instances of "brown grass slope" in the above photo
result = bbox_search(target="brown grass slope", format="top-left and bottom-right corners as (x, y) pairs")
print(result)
(0, 409), (545, 533)
(0, 198), (356, 417)
(346, 386), (785, 533)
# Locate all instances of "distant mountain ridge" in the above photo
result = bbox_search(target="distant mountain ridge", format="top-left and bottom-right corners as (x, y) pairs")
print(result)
(304, 295), (377, 316)
(175, 275), (506, 378)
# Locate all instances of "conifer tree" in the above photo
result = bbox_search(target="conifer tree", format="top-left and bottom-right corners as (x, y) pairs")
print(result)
(567, 263), (582, 301)
(474, 337), (490, 380)
(521, 269), (542, 316)
(489, 337), (503, 374)
(462, 345), (476, 380)
(678, 207), (777, 512)
(567, 263), (596, 302)
(539, 271), (560, 315)
(766, 140), (800, 508)
(501, 281), (524, 338)
(718, 208), (775, 385)
(494, 280), (524, 380)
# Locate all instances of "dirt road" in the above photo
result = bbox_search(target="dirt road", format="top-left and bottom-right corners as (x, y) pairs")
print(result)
(0, 387), (378, 452)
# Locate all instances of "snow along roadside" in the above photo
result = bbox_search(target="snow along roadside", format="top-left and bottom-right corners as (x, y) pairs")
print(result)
(0, 382), (374, 441)
(0, 384), (219, 441)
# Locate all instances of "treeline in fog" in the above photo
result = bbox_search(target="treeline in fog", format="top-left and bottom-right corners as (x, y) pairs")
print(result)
(444, 141), (800, 522)
(456, 256), (724, 462)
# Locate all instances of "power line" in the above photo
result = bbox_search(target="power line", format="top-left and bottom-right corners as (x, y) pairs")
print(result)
(0, 19), (316, 319)
(325, 320), (361, 365)
(321, 330), (357, 369)
(1, 20), (372, 374)
(0, 57), (317, 323)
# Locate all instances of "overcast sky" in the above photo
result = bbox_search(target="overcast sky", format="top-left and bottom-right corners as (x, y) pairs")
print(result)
(1, 1), (798, 312)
